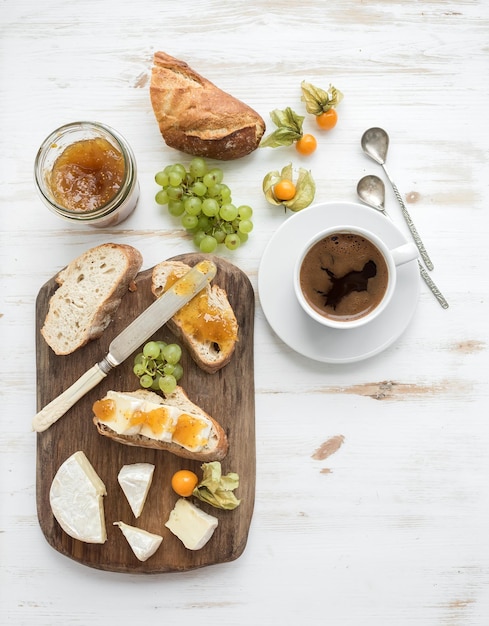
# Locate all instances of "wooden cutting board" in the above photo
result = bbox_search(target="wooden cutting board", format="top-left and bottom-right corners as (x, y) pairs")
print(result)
(35, 253), (255, 574)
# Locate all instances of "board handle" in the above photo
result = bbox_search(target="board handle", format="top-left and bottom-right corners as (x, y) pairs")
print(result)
(32, 364), (107, 433)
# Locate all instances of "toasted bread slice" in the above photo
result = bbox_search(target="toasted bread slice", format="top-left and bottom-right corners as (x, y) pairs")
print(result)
(93, 388), (228, 461)
(150, 51), (265, 160)
(41, 243), (143, 355)
(151, 260), (238, 373)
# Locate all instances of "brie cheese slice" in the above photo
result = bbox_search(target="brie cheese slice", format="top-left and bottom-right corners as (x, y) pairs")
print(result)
(49, 451), (107, 544)
(118, 463), (155, 518)
(113, 521), (163, 562)
(165, 498), (218, 550)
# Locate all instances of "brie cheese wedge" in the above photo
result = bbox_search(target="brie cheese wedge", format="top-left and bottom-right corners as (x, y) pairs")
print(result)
(49, 451), (107, 544)
(118, 463), (155, 518)
(165, 498), (218, 550)
(113, 521), (163, 562)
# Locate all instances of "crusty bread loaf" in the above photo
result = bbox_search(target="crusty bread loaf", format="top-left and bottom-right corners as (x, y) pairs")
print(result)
(149, 51), (266, 160)
(41, 243), (143, 355)
(93, 388), (229, 461)
(151, 260), (238, 373)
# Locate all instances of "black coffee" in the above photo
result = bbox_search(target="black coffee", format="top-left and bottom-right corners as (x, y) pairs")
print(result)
(299, 232), (389, 322)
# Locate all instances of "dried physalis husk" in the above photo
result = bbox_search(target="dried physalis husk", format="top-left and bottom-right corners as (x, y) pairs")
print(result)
(262, 163), (316, 212)
(301, 81), (343, 115)
(260, 108), (305, 149)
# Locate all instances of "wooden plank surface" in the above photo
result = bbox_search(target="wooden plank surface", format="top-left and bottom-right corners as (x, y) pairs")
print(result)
(35, 253), (255, 573)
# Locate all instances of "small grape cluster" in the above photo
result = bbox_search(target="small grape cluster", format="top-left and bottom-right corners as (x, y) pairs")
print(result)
(155, 157), (254, 252)
(133, 341), (183, 395)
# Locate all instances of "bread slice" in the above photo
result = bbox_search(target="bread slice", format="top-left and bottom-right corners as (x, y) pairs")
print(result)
(150, 51), (266, 160)
(151, 260), (238, 373)
(93, 388), (228, 461)
(41, 243), (143, 355)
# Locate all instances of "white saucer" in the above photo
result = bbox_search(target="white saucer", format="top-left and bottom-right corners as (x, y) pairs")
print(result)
(258, 201), (420, 364)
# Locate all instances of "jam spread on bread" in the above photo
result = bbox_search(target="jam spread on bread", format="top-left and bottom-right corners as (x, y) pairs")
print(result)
(164, 272), (238, 346)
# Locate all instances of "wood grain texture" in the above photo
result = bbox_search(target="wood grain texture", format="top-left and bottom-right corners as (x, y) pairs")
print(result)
(35, 253), (255, 573)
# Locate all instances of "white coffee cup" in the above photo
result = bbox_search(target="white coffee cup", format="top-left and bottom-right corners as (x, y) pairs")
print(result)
(294, 225), (418, 329)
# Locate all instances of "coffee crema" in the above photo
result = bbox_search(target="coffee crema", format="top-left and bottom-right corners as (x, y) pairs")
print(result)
(299, 232), (389, 322)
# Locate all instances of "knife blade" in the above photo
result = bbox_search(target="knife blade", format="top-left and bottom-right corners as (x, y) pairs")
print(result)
(32, 259), (217, 432)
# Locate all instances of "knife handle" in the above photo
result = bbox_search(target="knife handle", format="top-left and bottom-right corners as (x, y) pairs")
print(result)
(32, 364), (107, 433)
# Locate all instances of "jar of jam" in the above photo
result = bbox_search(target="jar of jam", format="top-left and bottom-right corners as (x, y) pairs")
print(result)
(34, 121), (139, 227)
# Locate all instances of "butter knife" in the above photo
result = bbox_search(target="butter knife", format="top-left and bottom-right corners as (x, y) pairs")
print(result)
(33, 259), (217, 432)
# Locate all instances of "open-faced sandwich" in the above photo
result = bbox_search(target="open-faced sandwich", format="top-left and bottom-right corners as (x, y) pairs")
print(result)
(92, 387), (228, 461)
(151, 259), (238, 373)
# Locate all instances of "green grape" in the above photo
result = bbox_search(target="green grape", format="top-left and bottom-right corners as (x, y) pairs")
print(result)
(197, 215), (210, 232)
(134, 352), (145, 365)
(133, 363), (146, 377)
(219, 184), (232, 201)
(201, 198), (219, 217)
(238, 219), (253, 234)
(184, 196), (202, 216)
(162, 363), (175, 375)
(155, 189), (169, 205)
(143, 341), (160, 359)
(206, 183), (223, 199)
(189, 157), (207, 178)
(225, 233), (241, 250)
(172, 363), (184, 381)
(182, 213), (199, 230)
(167, 185), (183, 200)
(140, 374), (154, 389)
(171, 163), (187, 179)
(162, 343), (182, 365)
(220, 203), (239, 221)
(200, 235), (218, 253)
(151, 375), (162, 391)
(193, 230), (207, 247)
(155, 171), (169, 187)
(156, 341), (167, 352)
(237, 231), (249, 243)
(159, 374), (177, 395)
(168, 200), (185, 216)
(191, 181), (208, 197)
(168, 171), (183, 187)
(238, 205), (253, 219)
(213, 228), (226, 244)
(203, 168), (224, 188)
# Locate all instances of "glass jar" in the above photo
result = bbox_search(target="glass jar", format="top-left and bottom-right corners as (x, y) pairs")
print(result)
(34, 121), (139, 228)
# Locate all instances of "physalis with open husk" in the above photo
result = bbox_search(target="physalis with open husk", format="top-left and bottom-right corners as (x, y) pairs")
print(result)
(263, 163), (316, 212)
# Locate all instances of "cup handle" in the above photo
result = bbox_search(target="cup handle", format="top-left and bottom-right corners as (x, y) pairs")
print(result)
(391, 242), (418, 266)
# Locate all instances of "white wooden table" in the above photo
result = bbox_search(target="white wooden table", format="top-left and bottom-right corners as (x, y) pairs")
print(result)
(2, 1), (488, 624)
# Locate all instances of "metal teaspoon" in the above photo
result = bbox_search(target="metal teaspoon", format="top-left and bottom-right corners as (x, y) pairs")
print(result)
(357, 175), (449, 309)
(361, 127), (434, 271)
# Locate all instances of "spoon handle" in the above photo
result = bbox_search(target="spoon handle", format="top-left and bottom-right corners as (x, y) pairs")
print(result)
(382, 164), (435, 271)
(417, 261), (449, 309)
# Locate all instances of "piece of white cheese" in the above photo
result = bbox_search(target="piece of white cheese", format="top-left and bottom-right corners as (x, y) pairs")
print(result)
(165, 498), (218, 550)
(113, 521), (163, 562)
(49, 451), (107, 544)
(117, 463), (155, 518)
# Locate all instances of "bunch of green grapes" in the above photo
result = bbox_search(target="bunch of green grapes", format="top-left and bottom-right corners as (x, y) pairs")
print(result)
(133, 341), (183, 395)
(155, 157), (254, 252)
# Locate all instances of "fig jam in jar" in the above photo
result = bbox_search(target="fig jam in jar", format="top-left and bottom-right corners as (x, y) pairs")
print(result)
(35, 122), (139, 227)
